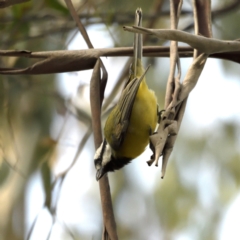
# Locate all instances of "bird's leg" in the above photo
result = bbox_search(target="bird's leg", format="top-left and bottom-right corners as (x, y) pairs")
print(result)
(147, 118), (177, 167)
(157, 108), (165, 124)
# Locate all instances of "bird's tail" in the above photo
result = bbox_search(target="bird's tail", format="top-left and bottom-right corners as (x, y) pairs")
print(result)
(133, 8), (142, 77)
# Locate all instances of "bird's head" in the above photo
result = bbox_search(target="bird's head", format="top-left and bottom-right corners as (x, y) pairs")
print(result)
(94, 140), (132, 180)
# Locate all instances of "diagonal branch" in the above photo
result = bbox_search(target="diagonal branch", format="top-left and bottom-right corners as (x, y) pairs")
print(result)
(90, 60), (118, 240)
(64, 0), (107, 103)
(123, 26), (240, 54)
(64, 1), (116, 239)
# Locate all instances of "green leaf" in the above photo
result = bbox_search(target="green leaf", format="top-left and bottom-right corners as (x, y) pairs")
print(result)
(45, 0), (69, 15)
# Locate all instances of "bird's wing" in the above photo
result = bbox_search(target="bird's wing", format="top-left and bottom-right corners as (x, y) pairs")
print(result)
(110, 66), (150, 150)
(110, 8), (146, 150)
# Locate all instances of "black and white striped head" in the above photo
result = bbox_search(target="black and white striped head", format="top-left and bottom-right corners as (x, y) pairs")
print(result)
(94, 139), (132, 180)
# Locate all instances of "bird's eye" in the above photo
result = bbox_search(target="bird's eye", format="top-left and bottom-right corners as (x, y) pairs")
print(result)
(94, 158), (102, 169)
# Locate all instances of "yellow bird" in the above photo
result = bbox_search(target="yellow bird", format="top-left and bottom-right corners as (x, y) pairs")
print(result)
(94, 8), (158, 180)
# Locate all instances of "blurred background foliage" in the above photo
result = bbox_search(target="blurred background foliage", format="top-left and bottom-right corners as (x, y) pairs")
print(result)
(0, 0), (240, 240)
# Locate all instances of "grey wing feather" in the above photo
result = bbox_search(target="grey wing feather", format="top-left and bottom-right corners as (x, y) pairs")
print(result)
(110, 66), (150, 150)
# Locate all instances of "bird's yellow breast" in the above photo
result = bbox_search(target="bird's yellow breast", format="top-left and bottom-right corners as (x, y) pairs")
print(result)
(104, 78), (158, 159)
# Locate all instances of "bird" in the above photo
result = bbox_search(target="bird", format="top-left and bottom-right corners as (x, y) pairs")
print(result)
(94, 8), (158, 180)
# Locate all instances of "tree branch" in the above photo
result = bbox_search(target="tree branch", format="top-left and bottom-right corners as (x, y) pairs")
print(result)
(90, 60), (118, 240)
(123, 26), (240, 54)
(1, 47), (240, 76)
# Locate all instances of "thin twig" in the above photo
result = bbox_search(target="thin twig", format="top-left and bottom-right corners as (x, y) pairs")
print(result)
(64, 0), (108, 104)
(165, 0), (183, 108)
(123, 26), (240, 54)
(160, 0), (183, 177)
(90, 60), (118, 240)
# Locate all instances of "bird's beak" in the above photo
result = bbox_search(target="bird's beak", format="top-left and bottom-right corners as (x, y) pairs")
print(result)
(96, 167), (106, 181)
